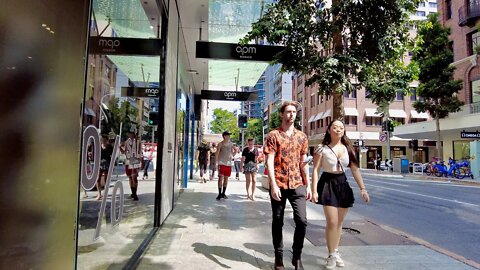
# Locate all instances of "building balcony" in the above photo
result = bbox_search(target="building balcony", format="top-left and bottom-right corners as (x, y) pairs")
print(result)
(458, 1), (480, 26)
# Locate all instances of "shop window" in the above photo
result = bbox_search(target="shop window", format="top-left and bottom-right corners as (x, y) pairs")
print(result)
(453, 141), (471, 160)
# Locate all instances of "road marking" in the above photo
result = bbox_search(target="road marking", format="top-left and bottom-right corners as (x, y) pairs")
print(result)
(365, 176), (480, 189)
(366, 184), (480, 207)
(365, 179), (409, 187)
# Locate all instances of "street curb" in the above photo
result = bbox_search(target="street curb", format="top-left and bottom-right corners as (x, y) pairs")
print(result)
(367, 219), (480, 269)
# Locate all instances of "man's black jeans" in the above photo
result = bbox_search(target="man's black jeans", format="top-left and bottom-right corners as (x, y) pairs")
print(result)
(270, 185), (307, 260)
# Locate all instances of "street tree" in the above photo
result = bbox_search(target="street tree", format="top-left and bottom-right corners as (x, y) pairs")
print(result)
(210, 108), (240, 143)
(242, 0), (421, 120)
(244, 118), (263, 144)
(106, 98), (138, 140)
(412, 14), (463, 158)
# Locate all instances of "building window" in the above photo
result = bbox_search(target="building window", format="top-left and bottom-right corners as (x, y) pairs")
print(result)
(310, 122), (315, 130)
(410, 118), (427, 123)
(410, 88), (417, 101)
(429, 2), (437, 8)
(445, 0), (452, 19)
(418, 2), (425, 7)
(396, 91), (404, 100)
(344, 116), (358, 125)
(310, 95), (315, 107)
(416, 11), (426, 17)
(365, 88), (371, 99)
(393, 117), (405, 125)
(343, 91), (357, 99)
(320, 95), (324, 103)
(366, 116), (373, 126)
(320, 119), (324, 127)
(468, 31), (480, 56)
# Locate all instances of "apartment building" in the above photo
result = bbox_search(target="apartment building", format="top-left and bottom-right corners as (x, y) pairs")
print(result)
(393, 0), (480, 178)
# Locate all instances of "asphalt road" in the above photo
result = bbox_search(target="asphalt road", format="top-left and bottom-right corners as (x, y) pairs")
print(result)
(347, 172), (480, 264)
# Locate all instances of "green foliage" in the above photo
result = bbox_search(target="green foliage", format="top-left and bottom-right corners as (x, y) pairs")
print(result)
(245, 118), (263, 144)
(210, 108), (240, 143)
(242, 0), (421, 119)
(412, 13), (463, 119)
(105, 98), (138, 140)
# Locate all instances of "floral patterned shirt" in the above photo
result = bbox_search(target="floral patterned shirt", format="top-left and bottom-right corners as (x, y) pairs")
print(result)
(264, 127), (308, 189)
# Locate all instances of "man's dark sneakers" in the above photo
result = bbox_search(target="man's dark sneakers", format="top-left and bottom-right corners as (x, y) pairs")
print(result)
(216, 194), (222, 200)
(292, 258), (304, 270)
(274, 257), (285, 270)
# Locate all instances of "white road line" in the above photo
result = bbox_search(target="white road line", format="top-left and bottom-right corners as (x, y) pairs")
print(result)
(365, 176), (480, 189)
(364, 179), (409, 187)
(366, 183), (480, 207)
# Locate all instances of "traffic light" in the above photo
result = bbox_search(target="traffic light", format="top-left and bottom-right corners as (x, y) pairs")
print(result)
(238, 114), (248, 128)
(387, 120), (394, 132)
(148, 111), (158, 126)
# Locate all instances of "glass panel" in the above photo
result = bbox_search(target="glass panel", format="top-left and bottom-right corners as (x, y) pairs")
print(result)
(77, 0), (161, 268)
(453, 141), (471, 160)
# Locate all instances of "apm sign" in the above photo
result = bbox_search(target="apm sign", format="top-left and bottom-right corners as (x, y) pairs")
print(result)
(196, 41), (285, 61)
(89, 36), (162, 55)
(121, 87), (160, 98)
(201, 90), (258, 101)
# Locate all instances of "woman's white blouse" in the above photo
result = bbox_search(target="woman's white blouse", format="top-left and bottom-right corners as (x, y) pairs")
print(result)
(315, 144), (349, 173)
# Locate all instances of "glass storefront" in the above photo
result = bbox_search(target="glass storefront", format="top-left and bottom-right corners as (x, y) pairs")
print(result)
(453, 140), (471, 160)
(77, 1), (162, 268)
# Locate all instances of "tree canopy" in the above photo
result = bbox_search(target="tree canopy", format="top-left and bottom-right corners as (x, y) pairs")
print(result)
(412, 13), (463, 157)
(242, 0), (421, 120)
(210, 108), (240, 143)
(244, 118), (263, 144)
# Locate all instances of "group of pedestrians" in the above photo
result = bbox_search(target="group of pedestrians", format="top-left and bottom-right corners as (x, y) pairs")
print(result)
(197, 132), (260, 201)
(200, 101), (370, 270)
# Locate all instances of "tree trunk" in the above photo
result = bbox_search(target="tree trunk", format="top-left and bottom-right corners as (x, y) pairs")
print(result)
(435, 115), (443, 160)
(331, 0), (344, 121)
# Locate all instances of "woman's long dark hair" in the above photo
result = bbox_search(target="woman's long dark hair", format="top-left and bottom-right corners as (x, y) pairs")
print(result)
(321, 120), (359, 167)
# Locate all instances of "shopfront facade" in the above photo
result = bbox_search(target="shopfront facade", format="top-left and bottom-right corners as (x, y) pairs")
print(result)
(1, 0), (198, 269)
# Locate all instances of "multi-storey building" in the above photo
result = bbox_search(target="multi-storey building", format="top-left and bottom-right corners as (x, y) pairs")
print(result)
(242, 73), (265, 119)
(394, 0), (480, 177)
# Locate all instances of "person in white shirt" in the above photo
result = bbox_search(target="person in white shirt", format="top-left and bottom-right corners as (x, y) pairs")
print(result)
(312, 120), (370, 269)
(233, 146), (242, 180)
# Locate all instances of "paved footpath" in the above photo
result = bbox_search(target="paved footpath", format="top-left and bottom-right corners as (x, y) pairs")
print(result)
(136, 172), (478, 270)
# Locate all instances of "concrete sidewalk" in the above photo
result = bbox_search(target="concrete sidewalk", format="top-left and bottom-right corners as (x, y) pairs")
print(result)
(136, 172), (478, 270)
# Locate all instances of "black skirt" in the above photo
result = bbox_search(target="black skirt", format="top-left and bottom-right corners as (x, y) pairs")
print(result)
(317, 171), (355, 208)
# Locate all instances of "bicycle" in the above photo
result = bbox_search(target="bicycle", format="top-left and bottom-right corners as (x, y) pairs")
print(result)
(423, 157), (440, 176)
(457, 160), (475, 179)
(433, 158), (461, 178)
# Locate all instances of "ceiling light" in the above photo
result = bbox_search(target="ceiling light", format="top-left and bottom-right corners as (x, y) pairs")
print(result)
(46, 27), (51, 30)
(42, 24), (47, 27)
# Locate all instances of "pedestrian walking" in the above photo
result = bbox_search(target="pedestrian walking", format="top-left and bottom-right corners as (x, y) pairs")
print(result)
(209, 143), (217, 181)
(215, 131), (234, 200)
(241, 138), (259, 200)
(120, 129), (141, 201)
(264, 101), (311, 270)
(233, 146), (242, 180)
(311, 120), (370, 269)
(142, 147), (152, 180)
(197, 140), (210, 183)
(96, 135), (113, 200)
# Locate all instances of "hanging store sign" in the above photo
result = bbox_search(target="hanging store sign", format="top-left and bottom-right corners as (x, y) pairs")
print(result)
(121, 87), (160, 98)
(461, 130), (480, 138)
(196, 41), (285, 61)
(89, 36), (162, 55)
(201, 90), (258, 101)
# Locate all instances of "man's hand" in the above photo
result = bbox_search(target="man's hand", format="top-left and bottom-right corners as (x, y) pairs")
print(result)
(305, 187), (312, 201)
(271, 185), (282, 201)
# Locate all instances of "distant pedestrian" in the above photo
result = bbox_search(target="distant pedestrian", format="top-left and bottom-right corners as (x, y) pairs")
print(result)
(376, 155), (382, 171)
(264, 101), (311, 270)
(209, 143), (217, 180)
(215, 131), (235, 200)
(311, 120), (370, 269)
(197, 140), (210, 183)
(120, 130), (140, 201)
(233, 146), (242, 180)
(142, 147), (152, 180)
(241, 138), (259, 200)
(96, 135), (113, 200)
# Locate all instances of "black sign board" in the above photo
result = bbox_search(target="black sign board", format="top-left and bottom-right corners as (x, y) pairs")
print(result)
(121, 87), (160, 98)
(89, 37), (162, 55)
(201, 90), (258, 101)
(461, 130), (480, 138)
(196, 41), (285, 61)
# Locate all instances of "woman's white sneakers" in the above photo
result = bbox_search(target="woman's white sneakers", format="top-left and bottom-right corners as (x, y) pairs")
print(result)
(325, 250), (345, 269)
(335, 250), (345, 267)
(325, 255), (336, 269)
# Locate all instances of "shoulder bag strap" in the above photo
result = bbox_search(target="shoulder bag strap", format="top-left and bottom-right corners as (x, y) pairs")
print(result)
(326, 145), (345, 172)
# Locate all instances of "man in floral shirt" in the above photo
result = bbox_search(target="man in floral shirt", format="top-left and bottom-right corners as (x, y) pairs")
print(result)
(264, 101), (311, 270)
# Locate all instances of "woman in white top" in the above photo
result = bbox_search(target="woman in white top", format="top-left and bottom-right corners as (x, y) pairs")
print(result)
(312, 120), (370, 269)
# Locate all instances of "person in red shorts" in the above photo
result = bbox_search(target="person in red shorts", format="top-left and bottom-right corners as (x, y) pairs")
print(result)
(120, 130), (141, 201)
(215, 131), (235, 200)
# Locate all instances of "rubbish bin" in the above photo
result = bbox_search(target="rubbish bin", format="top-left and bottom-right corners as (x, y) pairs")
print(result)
(401, 158), (409, 174)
